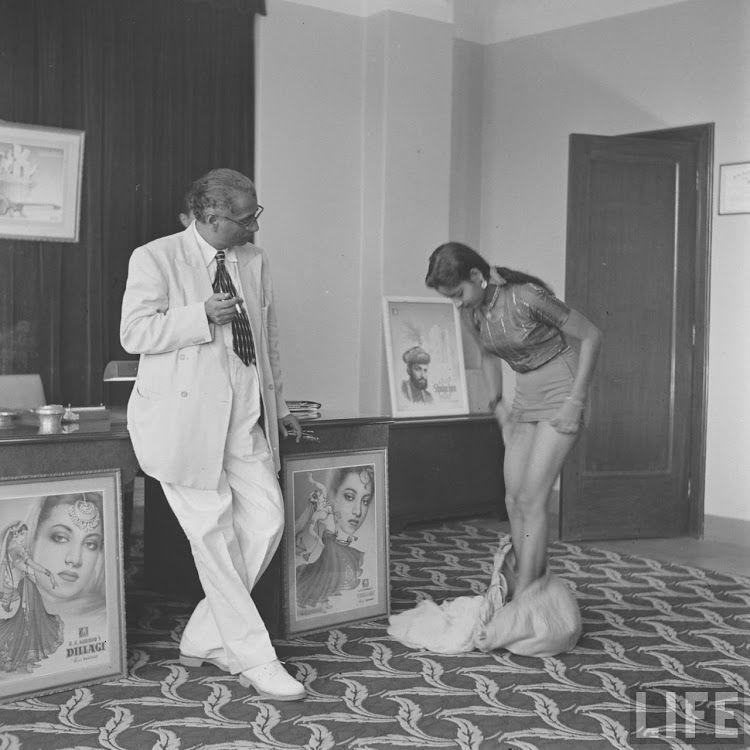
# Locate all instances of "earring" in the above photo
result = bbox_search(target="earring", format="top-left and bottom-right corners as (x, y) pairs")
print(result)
(480, 279), (488, 290)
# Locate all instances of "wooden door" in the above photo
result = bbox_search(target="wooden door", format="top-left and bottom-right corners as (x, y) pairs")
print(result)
(561, 134), (701, 541)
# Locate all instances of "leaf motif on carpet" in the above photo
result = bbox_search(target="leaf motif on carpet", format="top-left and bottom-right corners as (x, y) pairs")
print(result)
(1, 520), (749, 749)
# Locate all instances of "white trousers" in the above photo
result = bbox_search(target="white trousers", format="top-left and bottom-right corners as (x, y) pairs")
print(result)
(161, 356), (283, 672)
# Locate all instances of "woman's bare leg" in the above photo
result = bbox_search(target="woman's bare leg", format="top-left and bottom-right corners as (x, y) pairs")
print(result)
(476, 421), (579, 652)
(513, 422), (577, 595)
(501, 421), (536, 582)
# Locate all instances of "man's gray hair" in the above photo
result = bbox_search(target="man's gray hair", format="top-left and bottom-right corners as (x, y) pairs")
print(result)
(187, 168), (256, 222)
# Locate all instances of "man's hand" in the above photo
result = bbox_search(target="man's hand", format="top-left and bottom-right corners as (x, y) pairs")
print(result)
(205, 292), (242, 325)
(279, 413), (302, 442)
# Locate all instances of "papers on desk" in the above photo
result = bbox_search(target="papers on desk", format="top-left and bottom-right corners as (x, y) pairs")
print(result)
(286, 399), (322, 420)
(63, 405), (110, 421)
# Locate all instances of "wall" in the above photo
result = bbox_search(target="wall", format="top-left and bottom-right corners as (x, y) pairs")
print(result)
(256, 1), (365, 411)
(257, 0), (454, 413)
(257, 0), (749, 526)
(478, 0), (750, 522)
(449, 38), (483, 252)
(450, 36), (503, 408)
(373, 12), (454, 410)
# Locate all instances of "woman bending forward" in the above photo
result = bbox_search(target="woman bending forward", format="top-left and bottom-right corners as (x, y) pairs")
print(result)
(426, 242), (601, 601)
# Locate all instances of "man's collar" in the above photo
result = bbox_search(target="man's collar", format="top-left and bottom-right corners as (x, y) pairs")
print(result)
(191, 222), (237, 266)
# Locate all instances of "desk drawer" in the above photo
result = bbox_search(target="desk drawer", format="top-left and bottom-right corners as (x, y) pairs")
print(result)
(282, 422), (388, 456)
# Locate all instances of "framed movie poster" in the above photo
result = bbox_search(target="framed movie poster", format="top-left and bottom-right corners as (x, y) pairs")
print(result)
(0, 469), (126, 703)
(382, 296), (470, 418)
(282, 450), (389, 637)
(0, 121), (85, 242)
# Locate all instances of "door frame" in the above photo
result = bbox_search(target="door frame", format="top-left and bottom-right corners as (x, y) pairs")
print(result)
(625, 123), (714, 538)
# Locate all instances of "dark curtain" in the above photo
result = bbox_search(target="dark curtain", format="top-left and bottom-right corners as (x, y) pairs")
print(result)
(0, 0), (265, 405)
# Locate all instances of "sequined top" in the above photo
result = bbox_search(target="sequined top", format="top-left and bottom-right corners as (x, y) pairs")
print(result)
(465, 278), (571, 373)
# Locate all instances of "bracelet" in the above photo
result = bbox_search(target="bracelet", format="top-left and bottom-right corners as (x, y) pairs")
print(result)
(489, 394), (502, 409)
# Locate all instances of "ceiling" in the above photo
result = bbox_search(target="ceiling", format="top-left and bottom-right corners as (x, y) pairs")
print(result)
(280, 0), (694, 44)
(455, 0), (694, 44)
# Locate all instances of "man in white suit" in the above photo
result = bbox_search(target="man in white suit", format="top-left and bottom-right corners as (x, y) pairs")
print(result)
(120, 168), (305, 701)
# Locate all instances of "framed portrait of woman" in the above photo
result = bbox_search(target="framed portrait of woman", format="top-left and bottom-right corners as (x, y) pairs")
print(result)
(382, 296), (470, 418)
(0, 469), (126, 703)
(281, 449), (389, 637)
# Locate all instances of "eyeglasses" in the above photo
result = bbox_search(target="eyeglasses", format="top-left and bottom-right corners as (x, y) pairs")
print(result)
(216, 204), (264, 229)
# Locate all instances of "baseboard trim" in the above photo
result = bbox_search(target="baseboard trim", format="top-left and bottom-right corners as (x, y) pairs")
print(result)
(551, 486), (750, 547)
(704, 514), (750, 547)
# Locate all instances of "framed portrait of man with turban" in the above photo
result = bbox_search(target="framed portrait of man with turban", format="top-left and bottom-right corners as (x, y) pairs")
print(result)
(382, 297), (469, 418)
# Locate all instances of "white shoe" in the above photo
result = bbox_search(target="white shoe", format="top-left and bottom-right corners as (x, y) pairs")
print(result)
(179, 652), (230, 672)
(239, 660), (306, 701)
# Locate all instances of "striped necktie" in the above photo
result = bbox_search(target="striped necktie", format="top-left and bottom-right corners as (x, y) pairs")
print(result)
(212, 250), (255, 366)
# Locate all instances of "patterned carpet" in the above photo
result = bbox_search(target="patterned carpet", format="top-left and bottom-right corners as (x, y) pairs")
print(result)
(2, 519), (750, 750)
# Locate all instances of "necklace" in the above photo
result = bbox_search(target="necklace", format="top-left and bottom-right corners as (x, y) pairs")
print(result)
(483, 284), (502, 318)
(334, 532), (356, 546)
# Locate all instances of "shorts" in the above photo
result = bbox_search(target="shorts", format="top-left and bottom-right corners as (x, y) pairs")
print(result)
(510, 347), (582, 423)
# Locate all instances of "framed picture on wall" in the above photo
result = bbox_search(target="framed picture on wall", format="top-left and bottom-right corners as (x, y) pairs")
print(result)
(382, 296), (470, 418)
(282, 449), (389, 637)
(718, 161), (750, 215)
(0, 469), (126, 703)
(0, 121), (85, 242)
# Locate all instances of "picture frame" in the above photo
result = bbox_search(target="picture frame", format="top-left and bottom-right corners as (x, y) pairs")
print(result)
(282, 449), (389, 637)
(382, 296), (470, 418)
(0, 469), (126, 703)
(0, 121), (85, 242)
(718, 161), (750, 215)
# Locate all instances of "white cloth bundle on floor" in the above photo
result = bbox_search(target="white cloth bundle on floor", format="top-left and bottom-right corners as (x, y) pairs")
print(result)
(386, 596), (483, 654)
(387, 534), (581, 657)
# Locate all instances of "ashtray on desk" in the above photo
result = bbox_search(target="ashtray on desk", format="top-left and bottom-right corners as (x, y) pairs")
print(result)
(35, 404), (65, 433)
(0, 409), (19, 428)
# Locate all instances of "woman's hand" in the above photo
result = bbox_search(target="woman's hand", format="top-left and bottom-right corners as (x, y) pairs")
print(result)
(311, 504), (331, 523)
(493, 400), (513, 443)
(550, 398), (583, 435)
(493, 399), (510, 425)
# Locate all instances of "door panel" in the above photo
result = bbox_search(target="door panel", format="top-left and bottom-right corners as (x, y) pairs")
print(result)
(561, 134), (696, 541)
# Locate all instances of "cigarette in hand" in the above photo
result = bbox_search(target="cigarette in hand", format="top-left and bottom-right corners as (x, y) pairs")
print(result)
(223, 293), (242, 316)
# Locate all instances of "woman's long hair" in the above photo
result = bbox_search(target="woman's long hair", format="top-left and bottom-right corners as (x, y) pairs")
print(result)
(425, 241), (553, 294)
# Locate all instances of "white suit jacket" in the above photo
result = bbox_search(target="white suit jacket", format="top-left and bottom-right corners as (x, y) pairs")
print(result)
(120, 226), (290, 489)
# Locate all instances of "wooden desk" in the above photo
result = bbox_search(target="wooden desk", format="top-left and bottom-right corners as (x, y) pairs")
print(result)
(0, 407), (137, 475)
(386, 413), (505, 529)
(281, 411), (505, 529)
(142, 411), (505, 634)
(0, 407), (141, 555)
